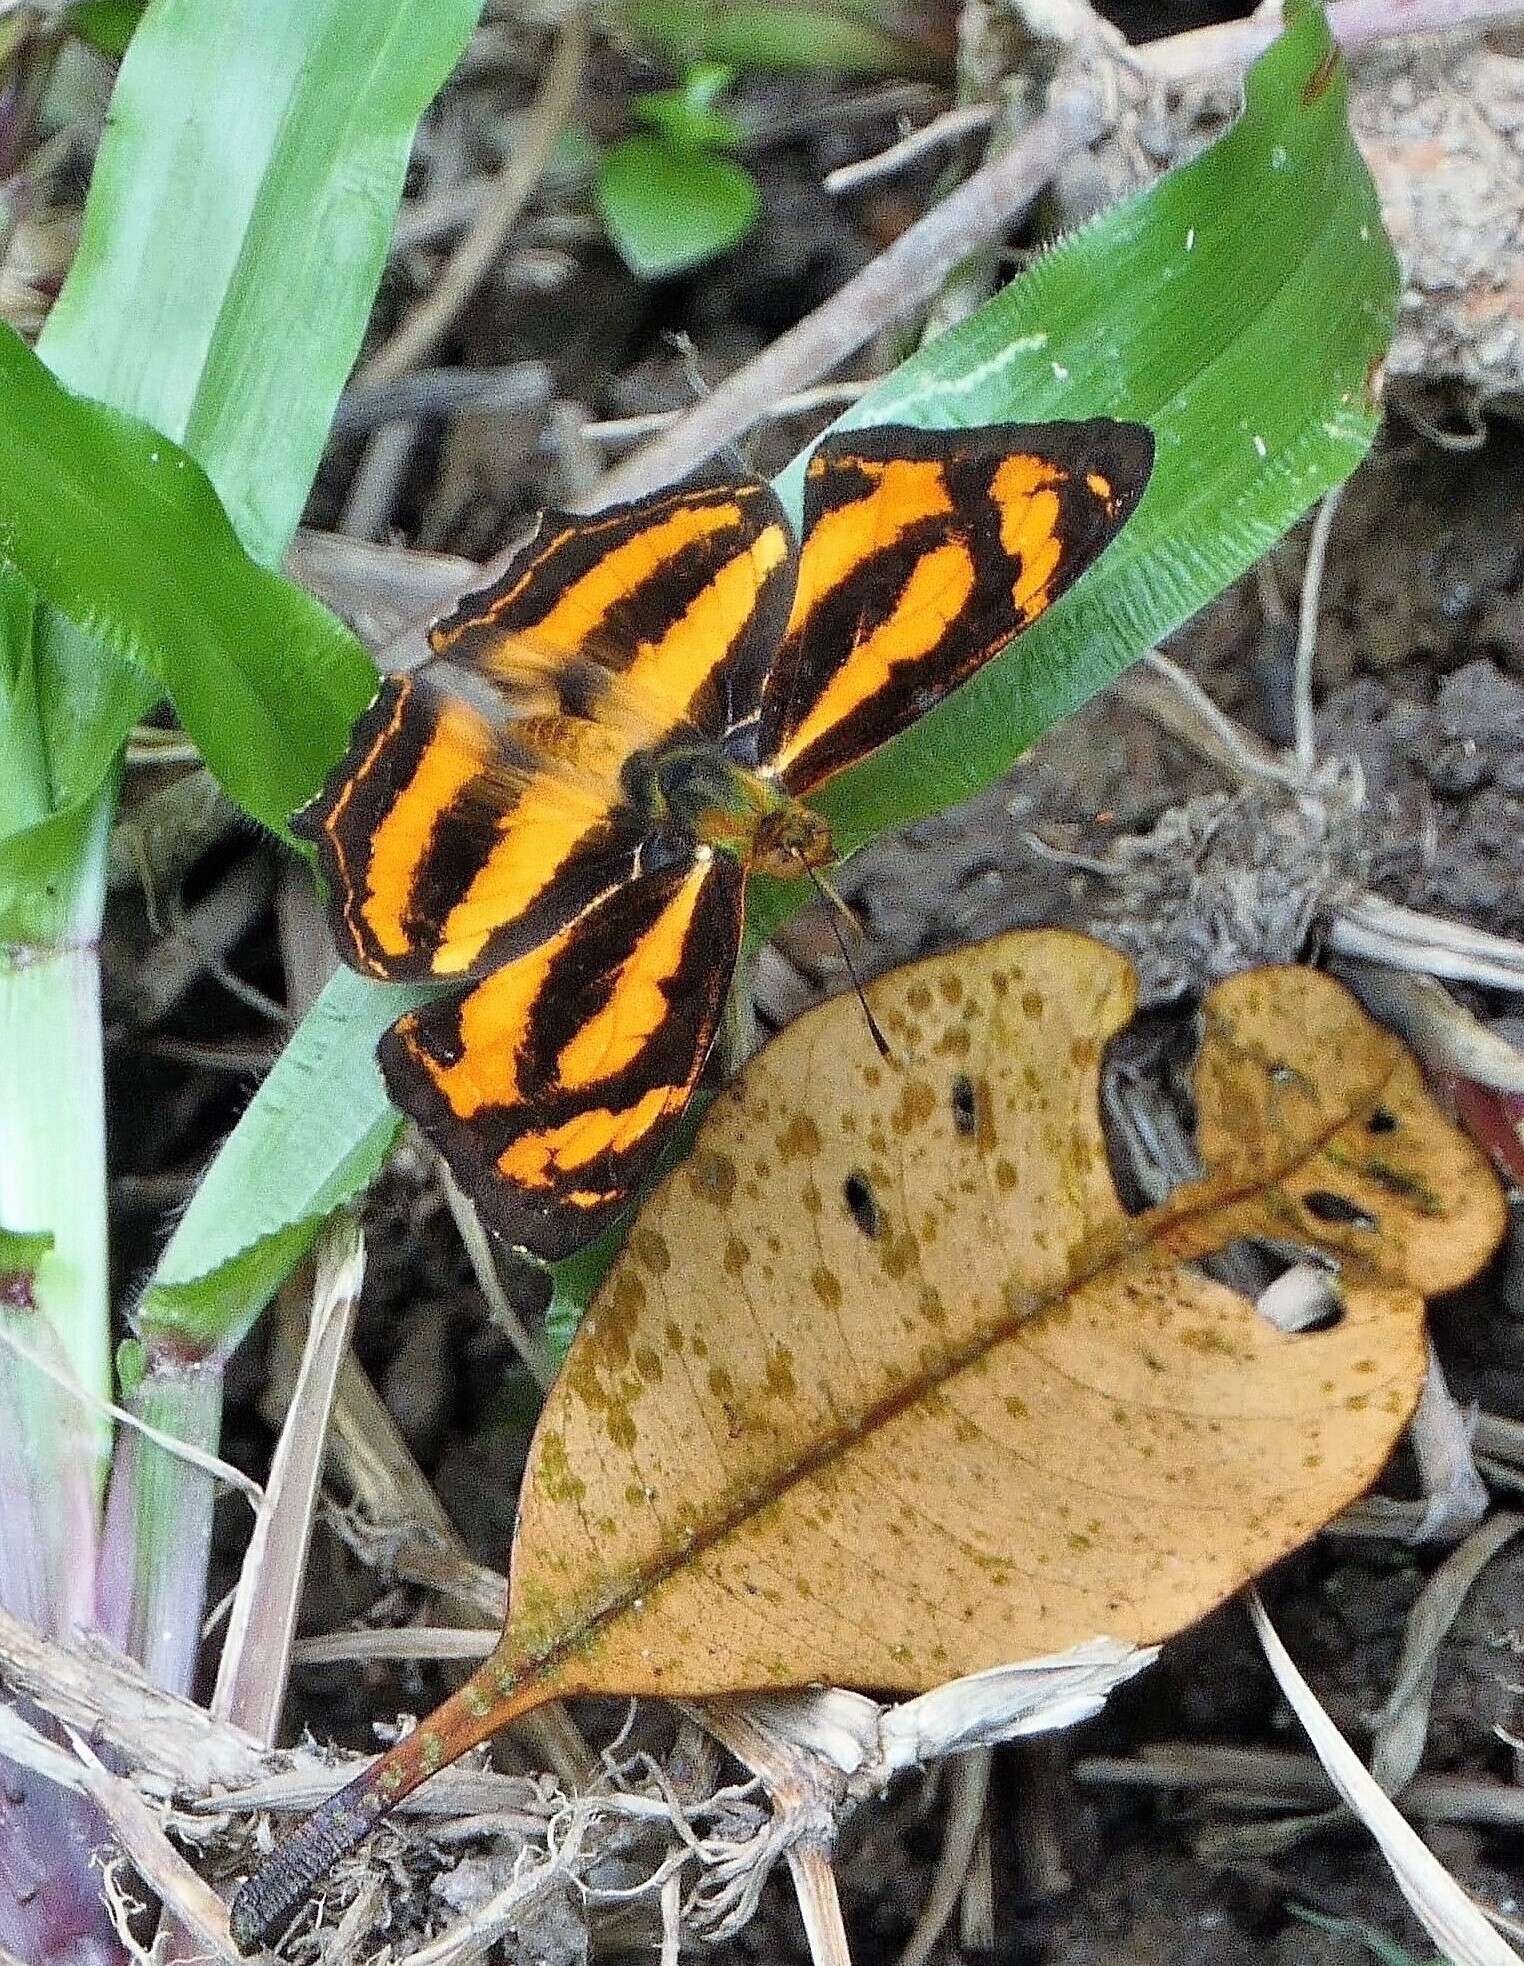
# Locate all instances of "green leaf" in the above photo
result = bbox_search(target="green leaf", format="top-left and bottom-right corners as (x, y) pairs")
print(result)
(1290, 1909), (1436, 1966)
(140, 971), (407, 1358)
(65, 2), (146, 56)
(0, 324), (376, 841)
(0, 1228), (54, 1288)
(631, 64), (743, 150)
(598, 136), (761, 277)
(22, 0), (484, 828)
(150, 3), (1396, 1349)
(760, 8), (1397, 896)
(618, 0), (948, 76)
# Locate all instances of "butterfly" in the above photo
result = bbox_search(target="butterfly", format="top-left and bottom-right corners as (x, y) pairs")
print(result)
(297, 420), (1154, 1259)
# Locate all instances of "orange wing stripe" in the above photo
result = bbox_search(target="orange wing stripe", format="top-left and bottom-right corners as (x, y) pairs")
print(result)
(775, 539), (976, 775)
(359, 691), (493, 962)
(556, 854), (714, 1088)
(498, 1086), (681, 1188)
(781, 457), (951, 641)
(623, 527), (791, 716)
(518, 503), (742, 658)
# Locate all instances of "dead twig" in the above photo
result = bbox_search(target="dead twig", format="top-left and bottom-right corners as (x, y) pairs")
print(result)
(1074, 1746), (1524, 1827)
(1293, 486), (1344, 777)
(1139, 0), (1524, 85)
(210, 1219), (365, 1740)
(894, 1750), (991, 1966)
(1371, 1509), (1524, 1794)
(358, 15), (589, 388)
(823, 103), (997, 195)
(580, 380), (874, 450)
(582, 88), (1104, 512)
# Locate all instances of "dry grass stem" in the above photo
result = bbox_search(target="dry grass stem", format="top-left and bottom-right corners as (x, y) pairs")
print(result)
(1250, 1591), (1524, 1965)
(1371, 1509), (1524, 1794)
(73, 1738), (241, 1965)
(824, 103), (998, 193)
(358, 15), (590, 387)
(894, 1749), (991, 1966)
(1293, 485), (1344, 775)
(211, 1217), (365, 1739)
(1075, 1745), (1524, 1826)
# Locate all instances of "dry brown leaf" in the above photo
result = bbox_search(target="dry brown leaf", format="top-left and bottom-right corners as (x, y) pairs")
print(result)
(232, 933), (1504, 1950)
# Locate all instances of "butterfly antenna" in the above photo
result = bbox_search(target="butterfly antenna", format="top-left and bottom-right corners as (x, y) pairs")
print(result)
(802, 861), (893, 1062)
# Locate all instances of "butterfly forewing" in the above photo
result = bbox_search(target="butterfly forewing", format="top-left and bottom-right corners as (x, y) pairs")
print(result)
(295, 670), (648, 983)
(757, 421), (1155, 795)
(379, 852), (745, 1259)
(431, 474), (798, 742)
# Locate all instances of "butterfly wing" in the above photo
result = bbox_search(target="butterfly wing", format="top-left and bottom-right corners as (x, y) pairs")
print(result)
(294, 668), (655, 982)
(300, 470), (796, 982)
(431, 471), (798, 743)
(379, 851), (744, 1258)
(757, 421), (1154, 795)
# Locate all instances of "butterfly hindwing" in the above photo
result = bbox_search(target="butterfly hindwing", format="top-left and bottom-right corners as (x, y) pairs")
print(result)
(430, 473), (798, 742)
(758, 420), (1155, 794)
(379, 851), (745, 1258)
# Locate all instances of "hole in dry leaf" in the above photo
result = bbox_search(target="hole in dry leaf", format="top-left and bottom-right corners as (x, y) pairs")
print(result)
(842, 1170), (881, 1239)
(950, 1074), (978, 1137)
(1301, 1190), (1376, 1230)
(1100, 1008), (1202, 1217)
(1193, 1237), (1343, 1333)
(1367, 1107), (1398, 1135)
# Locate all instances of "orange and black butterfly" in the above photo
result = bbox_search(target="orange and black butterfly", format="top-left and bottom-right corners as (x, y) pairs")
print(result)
(298, 422), (1154, 1258)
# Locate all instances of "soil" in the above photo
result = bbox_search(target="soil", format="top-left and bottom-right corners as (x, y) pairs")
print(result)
(86, 11), (1524, 1965)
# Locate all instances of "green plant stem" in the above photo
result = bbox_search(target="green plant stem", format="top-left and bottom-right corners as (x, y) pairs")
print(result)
(0, 775), (114, 1500)
(96, 1363), (223, 1697)
(0, 773), (121, 1965)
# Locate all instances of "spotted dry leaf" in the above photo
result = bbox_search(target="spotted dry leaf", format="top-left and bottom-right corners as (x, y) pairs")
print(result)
(231, 932), (1505, 1949)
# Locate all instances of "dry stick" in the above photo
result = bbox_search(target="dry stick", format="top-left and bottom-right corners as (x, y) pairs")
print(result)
(1293, 486), (1344, 777)
(788, 1844), (855, 1966)
(210, 1221), (365, 1740)
(583, 89), (1105, 513)
(824, 101), (998, 194)
(1073, 1749), (1524, 1828)
(580, 380), (875, 450)
(1371, 1509), (1524, 1794)
(1138, 0), (1524, 84)
(895, 1751), (992, 1966)
(152, 1230), (368, 1961)
(357, 14), (589, 388)
(76, 1739), (243, 1965)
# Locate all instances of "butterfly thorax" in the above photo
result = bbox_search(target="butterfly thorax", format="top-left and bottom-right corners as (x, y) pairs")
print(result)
(653, 745), (833, 880)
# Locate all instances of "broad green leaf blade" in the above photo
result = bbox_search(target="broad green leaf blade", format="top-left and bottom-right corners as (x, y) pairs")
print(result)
(0, 325), (375, 840)
(764, 2), (1397, 899)
(598, 137), (761, 277)
(141, 971), (407, 1357)
(40, 0), (482, 570)
(26, 0), (484, 819)
(149, 4), (1397, 1348)
(65, 3), (145, 56)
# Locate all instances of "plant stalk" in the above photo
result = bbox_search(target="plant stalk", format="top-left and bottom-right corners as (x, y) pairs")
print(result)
(0, 775), (123, 1961)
